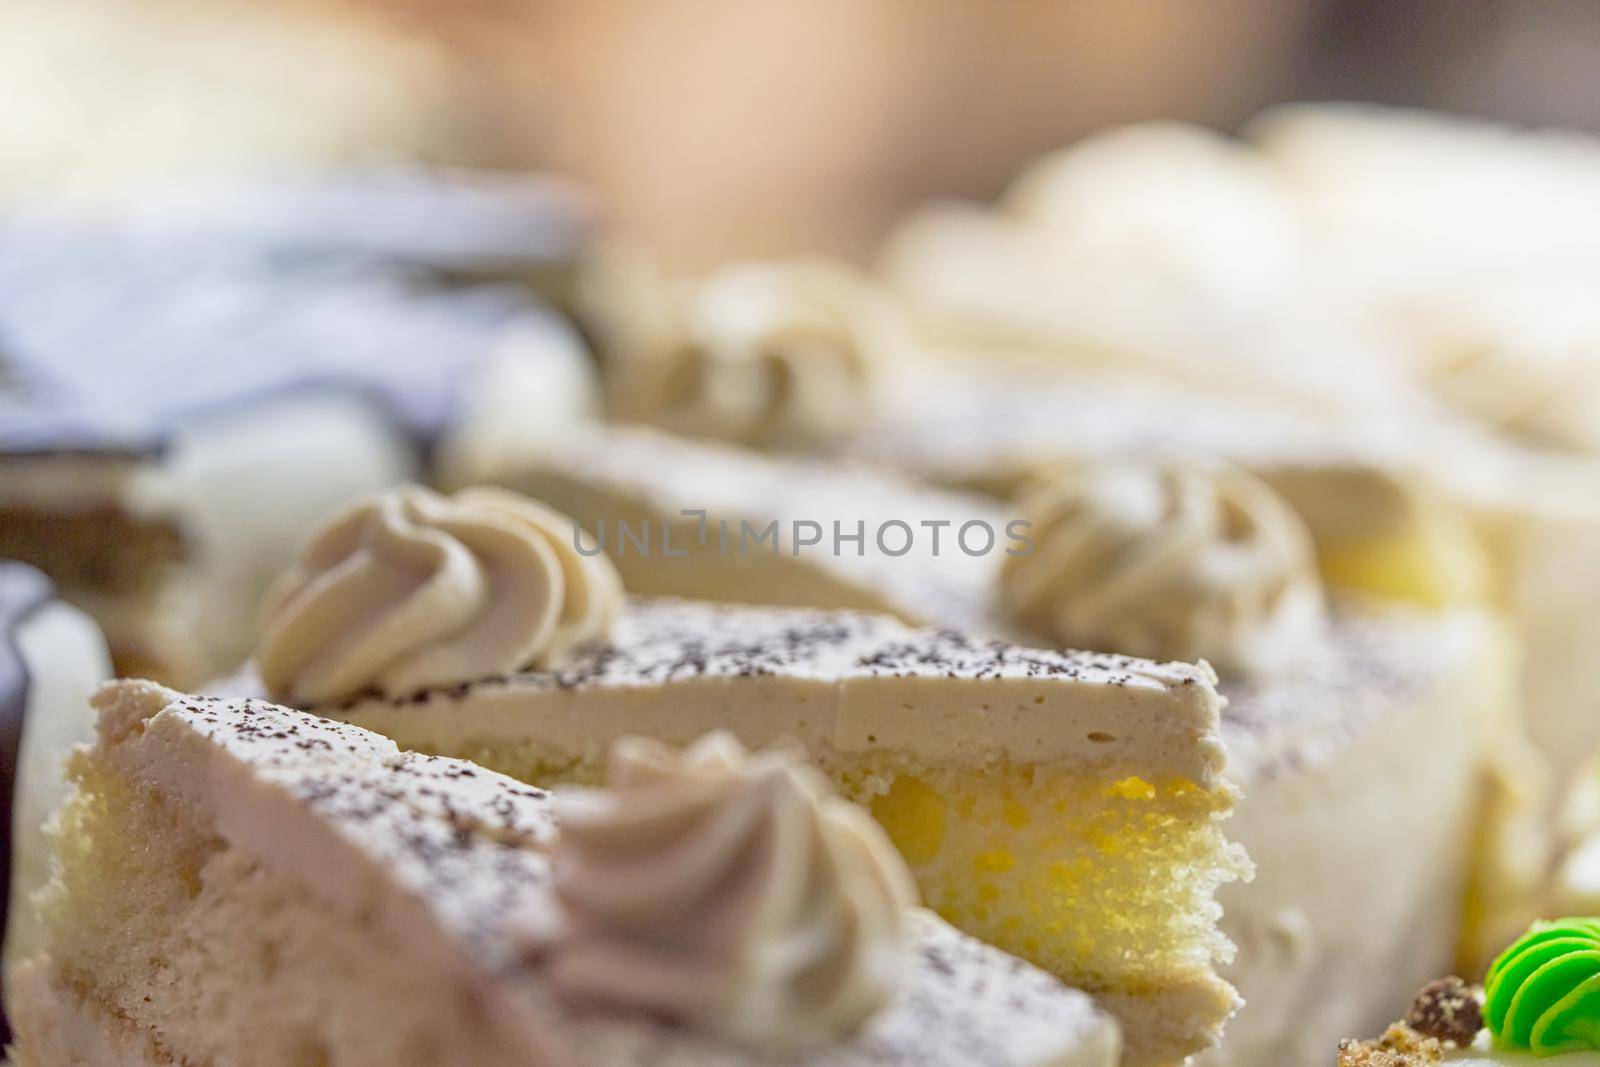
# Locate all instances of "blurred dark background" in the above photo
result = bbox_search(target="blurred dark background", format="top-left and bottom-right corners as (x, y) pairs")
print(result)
(3, 0), (1598, 266)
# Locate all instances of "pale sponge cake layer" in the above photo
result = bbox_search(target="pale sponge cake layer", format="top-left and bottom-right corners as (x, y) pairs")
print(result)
(10, 680), (1122, 1067)
(318, 599), (1249, 1066)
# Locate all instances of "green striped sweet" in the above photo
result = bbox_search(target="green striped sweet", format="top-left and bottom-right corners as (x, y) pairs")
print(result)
(1486, 918), (1600, 1055)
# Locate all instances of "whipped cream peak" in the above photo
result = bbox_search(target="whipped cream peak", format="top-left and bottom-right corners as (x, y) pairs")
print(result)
(257, 484), (621, 704)
(1001, 460), (1327, 679)
(548, 730), (917, 1050)
(595, 256), (881, 448)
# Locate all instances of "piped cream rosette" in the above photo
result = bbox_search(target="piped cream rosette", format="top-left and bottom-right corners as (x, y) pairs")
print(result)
(258, 484), (621, 704)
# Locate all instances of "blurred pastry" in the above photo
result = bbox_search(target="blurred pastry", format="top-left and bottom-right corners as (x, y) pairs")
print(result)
(0, 217), (594, 685)
(0, 0), (481, 212)
(1251, 103), (1600, 455)
(876, 122), (1418, 417)
(582, 255), (886, 450)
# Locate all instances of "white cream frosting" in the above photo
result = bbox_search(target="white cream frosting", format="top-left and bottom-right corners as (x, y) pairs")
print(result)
(1000, 462), (1326, 678)
(257, 485), (621, 703)
(548, 731), (917, 1050)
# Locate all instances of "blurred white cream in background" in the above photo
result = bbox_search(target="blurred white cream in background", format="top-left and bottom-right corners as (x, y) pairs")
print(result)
(0, 0), (477, 212)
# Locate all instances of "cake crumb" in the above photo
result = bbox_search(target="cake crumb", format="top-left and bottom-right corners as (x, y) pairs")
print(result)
(1337, 1023), (1444, 1066)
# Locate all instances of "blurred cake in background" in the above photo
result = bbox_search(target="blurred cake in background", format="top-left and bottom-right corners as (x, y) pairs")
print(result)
(0, 0), (487, 214)
(578, 255), (893, 451)
(1250, 103), (1600, 456)
(877, 108), (1600, 462)
(0, 180), (597, 685)
(875, 122), (1421, 418)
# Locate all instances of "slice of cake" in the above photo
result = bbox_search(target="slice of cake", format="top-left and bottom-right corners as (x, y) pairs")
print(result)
(9, 680), (1123, 1067)
(0, 220), (594, 684)
(237, 486), (1246, 1067)
(313, 599), (1243, 1066)
(0, 563), (110, 1041)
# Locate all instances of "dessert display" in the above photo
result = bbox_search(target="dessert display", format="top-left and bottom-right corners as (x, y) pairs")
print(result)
(0, 563), (110, 1039)
(231, 485), (1247, 1067)
(0, 205), (595, 685)
(1338, 919), (1600, 1065)
(5, 87), (1600, 1067)
(8, 680), (1122, 1067)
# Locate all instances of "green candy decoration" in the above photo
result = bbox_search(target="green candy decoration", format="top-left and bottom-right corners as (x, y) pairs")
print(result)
(1486, 918), (1600, 1055)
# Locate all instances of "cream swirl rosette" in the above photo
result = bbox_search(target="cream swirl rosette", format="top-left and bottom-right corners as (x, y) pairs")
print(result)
(546, 731), (917, 1049)
(257, 485), (621, 704)
(1001, 461), (1327, 678)
(590, 255), (882, 449)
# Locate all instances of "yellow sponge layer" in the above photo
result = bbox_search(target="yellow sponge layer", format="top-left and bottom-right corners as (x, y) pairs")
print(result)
(447, 739), (1247, 1064)
(1317, 508), (1492, 608)
(845, 760), (1243, 999)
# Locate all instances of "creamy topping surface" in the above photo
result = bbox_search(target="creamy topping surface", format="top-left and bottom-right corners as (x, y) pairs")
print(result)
(549, 732), (916, 1049)
(1221, 603), (1500, 783)
(258, 485), (621, 704)
(1000, 462), (1326, 679)
(318, 597), (1228, 784)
